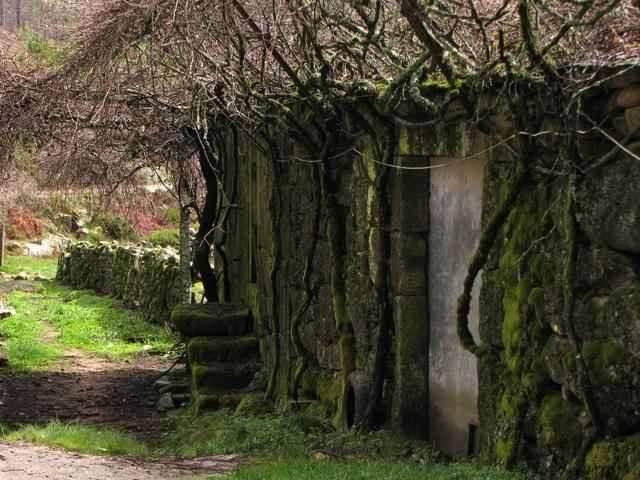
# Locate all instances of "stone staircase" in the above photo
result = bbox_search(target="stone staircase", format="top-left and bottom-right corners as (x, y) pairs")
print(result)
(171, 303), (261, 413)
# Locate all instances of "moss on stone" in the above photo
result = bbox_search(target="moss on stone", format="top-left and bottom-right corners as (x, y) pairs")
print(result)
(502, 280), (530, 372)
(496, 438), (516, 464)
(234, 394), (273, 416)
(187, 336), (259, 364)
(583, 340), (625, 381)
(537, 393), (581, 450)
(191, 361), (259, 390)
(586, 436), (640, 480)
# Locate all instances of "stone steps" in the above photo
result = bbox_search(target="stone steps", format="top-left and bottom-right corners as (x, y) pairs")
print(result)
(172, 304), (253, 337)
(192, 362), (261, 390)
(173, 303), (262, 413)
(187, 336), (259, 364)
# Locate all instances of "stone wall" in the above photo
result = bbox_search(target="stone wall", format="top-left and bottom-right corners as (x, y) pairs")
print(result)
(219, 114), (486, 443)
(214, 66), (640, 479)
(477, 73), (640, 479)
(57, 242), (183, 324)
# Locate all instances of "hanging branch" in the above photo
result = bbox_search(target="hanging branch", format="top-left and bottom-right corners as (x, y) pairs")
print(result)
(456, 157), (528, 357)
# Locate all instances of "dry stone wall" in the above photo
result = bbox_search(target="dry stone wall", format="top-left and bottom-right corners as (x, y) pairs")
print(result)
(57, 242), (183, 325)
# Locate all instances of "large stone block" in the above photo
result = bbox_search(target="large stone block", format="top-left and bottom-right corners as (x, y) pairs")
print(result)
(172, 303), (252, 337)
(187, 336), (259, 364)
(545, 286), (640, 436)
(391, 295), (428, 437)
(616, 85), (640, 109)
(625, 106), (640, 132)
(191, 361), (260, 390)
(391, 232), (427, 296)
(577, 143), (640, 254)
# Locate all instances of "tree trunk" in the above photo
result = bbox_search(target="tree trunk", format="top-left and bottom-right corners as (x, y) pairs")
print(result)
(178, 202), (192, 304)
(0, 223), (5, 268)
(194, 148), (219, 303)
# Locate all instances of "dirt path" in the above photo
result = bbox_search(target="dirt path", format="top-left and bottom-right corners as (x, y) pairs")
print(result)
(0, 278), (241, 479)
(0, 348), (174, 436)
(0, 442), (238, 479)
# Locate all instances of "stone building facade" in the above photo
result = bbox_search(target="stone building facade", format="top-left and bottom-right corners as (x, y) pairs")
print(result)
(216, 68), (640, 479)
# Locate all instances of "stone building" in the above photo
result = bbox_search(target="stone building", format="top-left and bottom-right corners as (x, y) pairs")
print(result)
(214, 68), (640, 478)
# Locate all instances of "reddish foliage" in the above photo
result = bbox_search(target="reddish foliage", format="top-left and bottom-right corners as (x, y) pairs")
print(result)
(125, 210), (166, 236)
(6, 207), (45, 240)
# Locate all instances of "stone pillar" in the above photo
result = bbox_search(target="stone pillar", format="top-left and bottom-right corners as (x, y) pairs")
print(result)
(390, 127), (430, 437)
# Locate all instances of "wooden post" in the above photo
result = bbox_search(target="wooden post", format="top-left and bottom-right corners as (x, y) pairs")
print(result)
(0, 223), (5, 268)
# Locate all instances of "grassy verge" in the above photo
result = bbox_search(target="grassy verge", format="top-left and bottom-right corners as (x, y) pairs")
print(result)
(1, 412), (525, 480)
(43, 283), (175, 357)
(224, 460), (522, 480)
(1, 421), (149, 456)
(160, 409), (527, 479)
(157, 408), (437, 462)
(0, 255), (59, 278)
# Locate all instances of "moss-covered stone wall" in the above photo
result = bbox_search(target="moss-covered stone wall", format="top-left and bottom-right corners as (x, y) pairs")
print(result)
(477, 75), (640, 478)
(57, 241), (183, 324)
(218, 71), (640, 477)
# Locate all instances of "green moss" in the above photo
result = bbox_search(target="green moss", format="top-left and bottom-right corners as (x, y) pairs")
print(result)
(537, 393), (581, 450)
(235, 394), (273, 416)
(398, 127), (411, 156)
(586, 436), (640, 480)
(419, 76), (466, 92)
(486, 184), (564, 466)
(499, 390), (522, 420)
(583, 340), (625, 382)
(502, 281), (530, 372)
(187, 336), (259, 364)
(496, 438), (516, 464)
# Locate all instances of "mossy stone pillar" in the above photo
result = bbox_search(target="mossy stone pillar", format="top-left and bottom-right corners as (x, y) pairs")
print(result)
(389, 127), (430, 437)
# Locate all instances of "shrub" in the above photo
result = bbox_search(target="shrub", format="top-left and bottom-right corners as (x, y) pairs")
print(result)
(6, 207), (45, 240)
(145, 227), (180, 248)
(127, 210), (165, 236)
(91, 213), (137, 241)
(164, 207), (181, 225)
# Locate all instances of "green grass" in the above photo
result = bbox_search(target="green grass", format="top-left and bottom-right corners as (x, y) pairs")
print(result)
(0, 292), (60, 371)
(2, 421), (149, 456)
(2, 282), (175, 364)
(224, 460), (523, 480)
(45, 284), (175, 357)
(0, 255), (59, 278)
(0, 256), (175, 370)
(159, 408), (438, 463)
(0, 414), (525, 480)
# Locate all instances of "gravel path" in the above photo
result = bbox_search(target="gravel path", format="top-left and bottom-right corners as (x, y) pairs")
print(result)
(0, 442), (238, 479)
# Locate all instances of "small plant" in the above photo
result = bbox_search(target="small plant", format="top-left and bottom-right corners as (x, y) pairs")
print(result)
(145, 227), (179, 248)
(18, 28), (64, 66)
